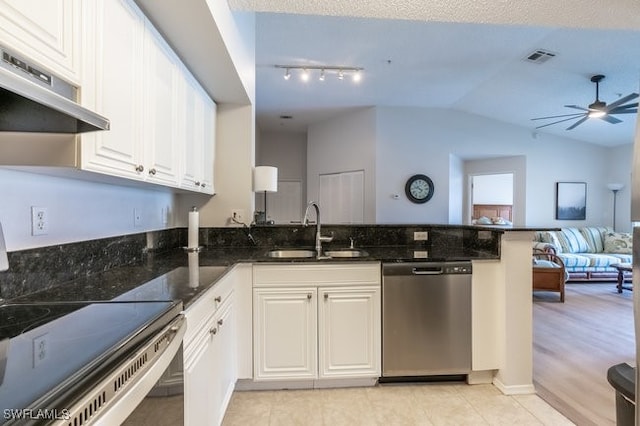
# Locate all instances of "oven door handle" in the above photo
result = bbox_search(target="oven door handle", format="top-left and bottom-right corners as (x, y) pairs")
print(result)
(63, 314), (186, 426)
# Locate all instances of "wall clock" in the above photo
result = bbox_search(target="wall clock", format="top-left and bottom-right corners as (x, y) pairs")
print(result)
(405, 174), (435, 204)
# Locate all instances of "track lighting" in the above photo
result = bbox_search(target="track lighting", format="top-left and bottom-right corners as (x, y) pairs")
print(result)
(301, 68), (309, 82)
(275, 65), (364, 83)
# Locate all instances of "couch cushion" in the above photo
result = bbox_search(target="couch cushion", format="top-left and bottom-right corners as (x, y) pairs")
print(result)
(580, 254), (624, 268)
(580, 227), (610, 253)
(557, 253), (591, 268)
(558, 228), (590, 253)
(608, 253), (633, 263)
(604, 232), (633, 254)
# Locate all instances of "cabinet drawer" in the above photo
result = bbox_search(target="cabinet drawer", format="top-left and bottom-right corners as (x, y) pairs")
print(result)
(184, 271), (234, 346)
(253, 263), (381, 287)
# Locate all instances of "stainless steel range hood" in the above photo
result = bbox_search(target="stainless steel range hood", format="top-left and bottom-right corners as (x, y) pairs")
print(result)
(0, 46), (110, 133)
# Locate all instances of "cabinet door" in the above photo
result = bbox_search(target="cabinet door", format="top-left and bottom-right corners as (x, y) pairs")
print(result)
(253, 288), (317, 380)
(0, 0), (80, 82)
(213, 300), (236, 425)
(200, 96), (216, 194)
(80, 0), (144, 179)
(180, 68), (216, 193)
(184, 315), (216, 426)
(142, 22), (180, 186)
(318, 286), (381, 378)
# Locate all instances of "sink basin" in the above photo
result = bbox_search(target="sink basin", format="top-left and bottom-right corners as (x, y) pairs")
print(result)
(267, 249), (316, 258)
(324, 249), (369, 258)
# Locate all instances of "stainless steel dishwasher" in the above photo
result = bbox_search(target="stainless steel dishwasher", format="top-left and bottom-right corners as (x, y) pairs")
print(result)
(381, 261), (472, 380)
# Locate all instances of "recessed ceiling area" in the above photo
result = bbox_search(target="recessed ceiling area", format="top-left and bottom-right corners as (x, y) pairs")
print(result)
(234, 3), (640, 147)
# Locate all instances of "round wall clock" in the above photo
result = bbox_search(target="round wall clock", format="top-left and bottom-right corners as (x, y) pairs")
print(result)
(405, 174), (435, 204)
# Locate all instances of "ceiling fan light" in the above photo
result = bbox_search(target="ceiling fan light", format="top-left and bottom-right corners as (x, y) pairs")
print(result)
(588, 110), (606, 118)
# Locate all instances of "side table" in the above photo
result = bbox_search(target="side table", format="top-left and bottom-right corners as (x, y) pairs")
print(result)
(612, 263), (633, 293)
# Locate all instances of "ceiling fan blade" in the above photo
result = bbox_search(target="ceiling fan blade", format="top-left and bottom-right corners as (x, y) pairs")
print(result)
(535, 114), (587, 129)
(601, 115), (623, 124)
(564, 105), (589, 111)
(531, 112), (586, 121)
(609, 107), (638, 115)
(566, 116), (590, 130)
(606, 93), (639, 109)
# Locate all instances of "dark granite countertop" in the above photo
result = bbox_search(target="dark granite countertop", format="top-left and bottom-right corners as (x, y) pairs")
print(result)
(11, 242), (500, 307)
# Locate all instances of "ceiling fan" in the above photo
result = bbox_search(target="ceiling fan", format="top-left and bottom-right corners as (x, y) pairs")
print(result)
(531, 74), (638, 130)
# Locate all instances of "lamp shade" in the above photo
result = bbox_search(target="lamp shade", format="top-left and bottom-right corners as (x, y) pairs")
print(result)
(253, 166), (278, 192)
(607, 183), (624, 191)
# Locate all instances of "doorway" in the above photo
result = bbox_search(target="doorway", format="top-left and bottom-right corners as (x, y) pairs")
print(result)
(471, 173), (514, 224)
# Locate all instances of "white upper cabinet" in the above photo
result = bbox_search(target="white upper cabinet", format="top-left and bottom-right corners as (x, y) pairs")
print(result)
(142, 22), (180, 186)
(181, 67), (216, 194)
(79, 0), (215, 192)
(0, 0), (81, 83)
(80, 0), (144, 180)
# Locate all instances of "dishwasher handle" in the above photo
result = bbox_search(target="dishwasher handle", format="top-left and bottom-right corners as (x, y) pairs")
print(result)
(412, 267), (444, 275)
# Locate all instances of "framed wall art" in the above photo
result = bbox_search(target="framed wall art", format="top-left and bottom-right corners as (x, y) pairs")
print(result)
(556, 182), (586, 220)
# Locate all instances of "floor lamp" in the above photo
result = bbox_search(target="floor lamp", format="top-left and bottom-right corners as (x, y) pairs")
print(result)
(253, 166), (278, 224)
(607, 183), (624, 231)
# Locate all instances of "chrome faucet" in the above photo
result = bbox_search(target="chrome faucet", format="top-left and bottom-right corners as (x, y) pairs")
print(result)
(302, 201), (333, 258)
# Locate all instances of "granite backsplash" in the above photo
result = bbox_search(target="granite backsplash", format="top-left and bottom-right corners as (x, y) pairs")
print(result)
(0, 224), (501, 300)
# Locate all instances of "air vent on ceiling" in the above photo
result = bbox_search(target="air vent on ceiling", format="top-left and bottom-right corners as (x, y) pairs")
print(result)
(524, 49), (556, 64)
(279, 115), (293, 120)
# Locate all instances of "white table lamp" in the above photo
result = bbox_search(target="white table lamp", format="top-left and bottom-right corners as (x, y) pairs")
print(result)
(253, 166), (278, 224)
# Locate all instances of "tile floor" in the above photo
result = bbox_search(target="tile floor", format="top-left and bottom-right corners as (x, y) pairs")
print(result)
(222, 383), (574, 425)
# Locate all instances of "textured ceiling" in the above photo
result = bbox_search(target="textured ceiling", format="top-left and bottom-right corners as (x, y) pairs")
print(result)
(229, 0), (640, 30)
(229, 1), (640, 146)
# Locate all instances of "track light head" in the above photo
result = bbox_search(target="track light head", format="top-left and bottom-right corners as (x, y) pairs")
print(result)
(283, 68), (291, 80)
(352, 70), (361, 82)
(319, 69), (325, 81)
(301, 68), (309, 82)
(338, 70), (344, 80)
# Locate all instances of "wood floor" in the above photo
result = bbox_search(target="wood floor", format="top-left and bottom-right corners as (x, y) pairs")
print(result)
(533, 283), (635, 426)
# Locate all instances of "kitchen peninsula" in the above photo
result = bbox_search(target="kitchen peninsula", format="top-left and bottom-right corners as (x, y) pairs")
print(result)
(0, 225), (536, 411)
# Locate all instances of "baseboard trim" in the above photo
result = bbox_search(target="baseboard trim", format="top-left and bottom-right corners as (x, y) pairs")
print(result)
(493, 379), (536, 395)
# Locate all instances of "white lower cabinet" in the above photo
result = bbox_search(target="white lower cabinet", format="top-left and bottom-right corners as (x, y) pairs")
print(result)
(254, 288), (317, 380)
(253, 263), (381, 384)
(184, 268), (239, 426)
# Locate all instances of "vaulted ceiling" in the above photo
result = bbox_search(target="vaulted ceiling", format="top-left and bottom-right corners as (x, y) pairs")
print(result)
(230, 1), (640, 146)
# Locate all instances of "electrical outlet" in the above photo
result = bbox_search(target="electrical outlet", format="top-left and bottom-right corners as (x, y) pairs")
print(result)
(31, 206), (48, 236)
(413, 231), (429, 241)
(232, 209), (245, 223)
(33, 333), (49, 367)
(134, 208), (142, 227)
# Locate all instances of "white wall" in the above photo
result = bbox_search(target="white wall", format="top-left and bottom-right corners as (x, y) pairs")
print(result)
(307, 108), (377, 223)
(473, 174), (514, 204)
(255, 131), (307, 218)
(0, 168), (174, 251)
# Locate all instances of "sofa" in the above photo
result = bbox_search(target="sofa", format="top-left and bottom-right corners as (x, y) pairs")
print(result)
(533, 227), (632, 282)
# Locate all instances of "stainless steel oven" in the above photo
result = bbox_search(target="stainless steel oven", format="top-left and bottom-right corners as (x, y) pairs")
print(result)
(0, 300), (185, 425)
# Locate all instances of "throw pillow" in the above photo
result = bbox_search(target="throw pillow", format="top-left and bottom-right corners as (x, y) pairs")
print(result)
(580, 227), (609, 253)
(559, 228), (590, 253)
(604, 232), (633, 254)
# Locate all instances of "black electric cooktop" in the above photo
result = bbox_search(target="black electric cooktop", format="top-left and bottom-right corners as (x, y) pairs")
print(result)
(0, 300), (182, 425)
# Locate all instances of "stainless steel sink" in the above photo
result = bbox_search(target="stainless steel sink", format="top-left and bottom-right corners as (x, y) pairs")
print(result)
(267, 249), (317, 258)
(324, 249), (369, 258)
